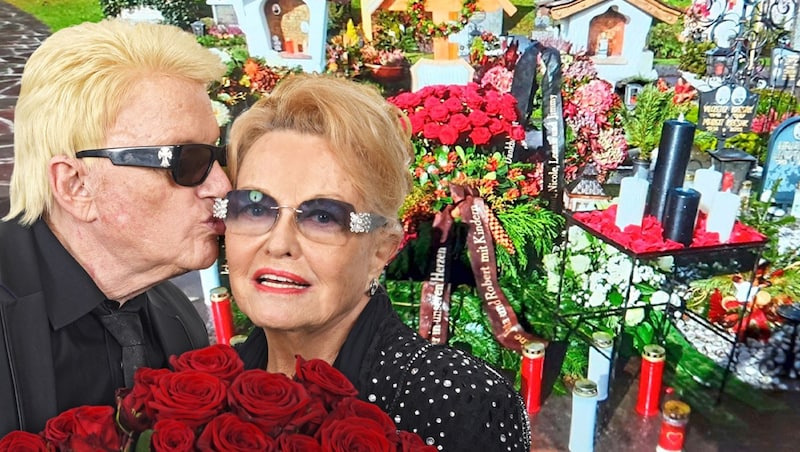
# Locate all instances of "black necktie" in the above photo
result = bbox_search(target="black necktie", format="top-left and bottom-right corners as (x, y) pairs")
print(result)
(95, 301), (147, 388)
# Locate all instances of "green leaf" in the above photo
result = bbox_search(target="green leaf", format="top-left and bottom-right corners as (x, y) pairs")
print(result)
(608, 291), (623, 307)
(135, 430), (154, 452)
(484, 171), (497, 180)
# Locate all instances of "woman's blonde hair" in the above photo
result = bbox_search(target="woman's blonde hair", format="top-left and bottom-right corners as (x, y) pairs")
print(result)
(6, 19), (225, 225)
(228, 74), (413, 220)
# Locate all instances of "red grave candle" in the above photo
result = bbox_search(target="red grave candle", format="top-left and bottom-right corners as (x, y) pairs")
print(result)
(635, 344), (666, 416)
(210, 286), (235, 345)
(520, 342), (545, 415)
(657, 400), (691, 452)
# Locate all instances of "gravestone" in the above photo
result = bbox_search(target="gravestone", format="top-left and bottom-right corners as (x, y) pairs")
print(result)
(450, 10), (504, 57)
(770, 47), (800, 90)
(697, 84), (759, 145)
(761, 116), (800, 204)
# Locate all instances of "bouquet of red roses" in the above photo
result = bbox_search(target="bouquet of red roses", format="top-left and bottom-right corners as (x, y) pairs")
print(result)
(0, 344), (436, 451)
(389, 83), (526, 149)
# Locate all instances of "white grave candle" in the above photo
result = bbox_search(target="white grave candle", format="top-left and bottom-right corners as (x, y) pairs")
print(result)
(615, 176), (649, 230)
(693, 167), (722, 213)
(706, 190), (740, 243)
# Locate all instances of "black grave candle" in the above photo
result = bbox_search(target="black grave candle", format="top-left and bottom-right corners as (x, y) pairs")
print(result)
(647, 119), (697, 222)
(662, 188), (700, 246)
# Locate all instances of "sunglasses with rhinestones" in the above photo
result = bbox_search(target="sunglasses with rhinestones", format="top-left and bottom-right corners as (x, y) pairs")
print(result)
(222, 189), (389, 245)
(75, 144), (226, 187)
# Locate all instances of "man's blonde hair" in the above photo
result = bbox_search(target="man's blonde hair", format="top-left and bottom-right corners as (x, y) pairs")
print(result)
(5, 19), (226, 225)
(228, 73), (413, 220)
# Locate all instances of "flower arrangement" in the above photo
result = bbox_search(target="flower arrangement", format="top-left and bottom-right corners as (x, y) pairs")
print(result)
(561, 54), (628, 182)
(406, 0), (478, 40)
(0, 344), (435, 451)
(196, 20), (246, 48)
(362, 47), (408, 67)
(208, 47), (301, 127)
(542, 226), (674, 340)
(572, 205), (766, 255)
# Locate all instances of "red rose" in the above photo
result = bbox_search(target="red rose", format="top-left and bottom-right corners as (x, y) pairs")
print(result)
(428, 104), (450, 122)
(468, 110), (489, 127)
(117, 367), (171, 432)
(448, 113), (470, 132)
(408, 112), (427, 135)
(317, 418), (393, 452)
(483, 100), (501, 116)
(422, 123), (442, 141)
(509, 124), (526, 141)
(389, 92), (421, 110)
(0, 431), (47, 451)
(423, 96), (440, 109)
(469, 127), (492, 146)
(69, 405), (124, 452)
(397, 430), (438, 452)
(151, 419), (195, 452)
(326, 397), (396, 438)
(43, 406), (78, 447)
(501, 105), (519, 121)
(438, 125), (460, 145)
(149, 370), (228, 430)
(294, 357), (358, 411)
(169, 344), (244, 385)
(228, 369), (313, 437)
(442, 96), (463, 113)
(197, 413), (275, 452)
(488, 118), (505, 135)
(276, 433), (323, 451)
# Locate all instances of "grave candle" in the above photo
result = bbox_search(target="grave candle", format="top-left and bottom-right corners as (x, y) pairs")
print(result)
(615, 176), (649, 230)
(706, 173), (739, 243)
(647, 119), (696, 222)
(635, 344), (666, 416)
(693, 167), (722, 213)
(568, 379), (598, 452)
(662, 188), (700, 246)
(657, 400), (691, 452)
(520, 342), (546, 415)
(210, 287), (235, 345)
(587, 332), (614, 401)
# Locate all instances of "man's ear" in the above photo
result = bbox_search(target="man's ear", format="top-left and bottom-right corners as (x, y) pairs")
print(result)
(48, 156), (96, 222)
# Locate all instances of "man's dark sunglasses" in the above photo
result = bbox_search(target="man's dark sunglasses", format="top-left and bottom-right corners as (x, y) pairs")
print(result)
(75, 144), (226, 187)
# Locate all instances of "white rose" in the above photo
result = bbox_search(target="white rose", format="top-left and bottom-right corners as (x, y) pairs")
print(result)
(568, 226), (591, 251)
(546, 274), (561, 293)
(656, 256), (674, 272)
(650, 290), (670, 305)
(625, 308), (645, 326)
(569, 255), (591, 274)
(627, 286), (642, 305)
(588, 290), (607, 307)
(542, 253), (560, 273)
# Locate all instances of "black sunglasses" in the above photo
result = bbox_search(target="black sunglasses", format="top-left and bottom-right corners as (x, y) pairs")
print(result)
(75, 144), (226, 187)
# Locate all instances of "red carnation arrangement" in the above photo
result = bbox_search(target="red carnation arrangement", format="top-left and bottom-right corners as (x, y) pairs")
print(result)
(0, 344), (436, 452)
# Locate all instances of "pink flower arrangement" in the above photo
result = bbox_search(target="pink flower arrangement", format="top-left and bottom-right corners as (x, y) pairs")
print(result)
(561, 54), (628, 181)
(389, 83), (526, 148)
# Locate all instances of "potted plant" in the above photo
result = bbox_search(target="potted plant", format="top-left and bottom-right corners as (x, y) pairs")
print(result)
(623, 80), (694, 166)
(362, 47), (408, 82)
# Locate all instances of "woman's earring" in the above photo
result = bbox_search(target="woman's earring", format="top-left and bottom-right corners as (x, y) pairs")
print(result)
(368, 278), (379, 296)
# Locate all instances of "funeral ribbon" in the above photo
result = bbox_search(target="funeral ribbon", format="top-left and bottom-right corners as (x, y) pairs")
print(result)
(418, 204), (455, 345)
(418, 185), (546, 353)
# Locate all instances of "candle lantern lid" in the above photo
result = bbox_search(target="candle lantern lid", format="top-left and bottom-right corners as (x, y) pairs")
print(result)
(642, 344), (666, 361)
(663, 400), (691, 420)
(522, 341), (546, 359)
(210, 286), (230, 302)
(572, 379), (598, 397)
(592, 331), (614, 348)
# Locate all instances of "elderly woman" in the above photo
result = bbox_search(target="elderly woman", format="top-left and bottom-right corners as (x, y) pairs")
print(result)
(223, 74), (531, 451)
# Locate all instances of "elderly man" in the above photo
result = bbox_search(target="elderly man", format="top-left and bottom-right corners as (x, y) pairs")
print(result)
(0, 19), (231, 434)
